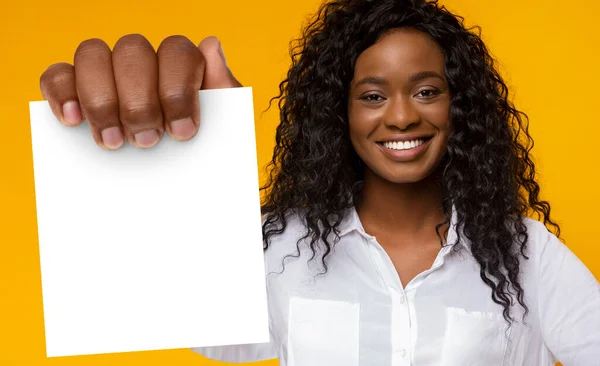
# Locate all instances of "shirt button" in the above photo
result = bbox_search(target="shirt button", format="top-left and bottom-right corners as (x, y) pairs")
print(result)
(399, 348), (407, 358)
(399, 295), (406, 304)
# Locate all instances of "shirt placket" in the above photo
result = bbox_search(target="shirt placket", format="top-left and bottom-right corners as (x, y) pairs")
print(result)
(389, 284), (411, 366)
(361, 232), (411, 366)
(363, 231), (454, 366)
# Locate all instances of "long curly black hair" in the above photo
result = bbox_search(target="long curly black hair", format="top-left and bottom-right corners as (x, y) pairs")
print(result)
(260, 0), (560, 323)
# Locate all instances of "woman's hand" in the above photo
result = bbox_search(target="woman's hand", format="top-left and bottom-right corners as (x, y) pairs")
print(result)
(39, 34), (242, 150)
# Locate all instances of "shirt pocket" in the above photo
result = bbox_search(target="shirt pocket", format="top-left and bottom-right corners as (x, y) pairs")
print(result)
(287, 297), (360, 366)
(440, 307), (510, 366)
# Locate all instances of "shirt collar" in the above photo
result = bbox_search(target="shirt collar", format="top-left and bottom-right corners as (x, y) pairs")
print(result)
(336, 205), (468, 251)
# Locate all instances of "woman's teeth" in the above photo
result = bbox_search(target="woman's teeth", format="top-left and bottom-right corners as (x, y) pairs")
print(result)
(382, 139), (426, 151)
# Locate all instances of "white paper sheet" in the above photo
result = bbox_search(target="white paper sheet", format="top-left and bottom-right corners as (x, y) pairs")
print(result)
(29, 87), (269, 357)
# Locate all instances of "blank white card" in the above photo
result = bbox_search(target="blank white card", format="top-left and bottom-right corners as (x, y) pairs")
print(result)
(29, 87), (269, 357)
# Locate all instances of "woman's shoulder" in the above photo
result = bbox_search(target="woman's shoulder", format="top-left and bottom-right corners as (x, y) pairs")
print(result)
(261, 209), (308, 237)
(521, 216), (556, 245)
(519, 219), (600, 345)
(261, 209), (327, 279)
(519, 216), (563, 260)
(260, 208), (350, 274)
(261, 209), (311, 255)
(518, 216), (592, 286)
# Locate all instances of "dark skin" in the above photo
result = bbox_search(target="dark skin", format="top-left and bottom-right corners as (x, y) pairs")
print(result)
(358, 175), (447, 286)
(348, 28), (452, 286)
(40, 29), (449, 288)
(39, 35), (241, 150)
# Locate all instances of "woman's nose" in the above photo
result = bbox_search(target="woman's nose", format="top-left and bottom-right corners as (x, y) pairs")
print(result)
(383, 96), (420, 130)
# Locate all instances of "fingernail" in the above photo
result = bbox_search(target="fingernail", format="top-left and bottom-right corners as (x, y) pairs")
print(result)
(170, 117), (195, 141)
(134, 129), (160, 148)
(101, 127), (125, 150)
(62, 101), (82, 126)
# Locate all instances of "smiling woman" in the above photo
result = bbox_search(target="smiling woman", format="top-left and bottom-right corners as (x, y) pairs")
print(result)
(348, 28), (451, 184)
(34, 0), (600, 364)
(200, 0), (600, 364)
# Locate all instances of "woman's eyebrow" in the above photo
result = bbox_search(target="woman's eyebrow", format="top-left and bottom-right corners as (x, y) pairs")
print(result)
(409, 71), (445, 83)
(354, 76), (388, 88)
(354, 71), (445, 88)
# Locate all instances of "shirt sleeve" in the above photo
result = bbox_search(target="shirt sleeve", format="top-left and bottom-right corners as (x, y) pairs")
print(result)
(191, 340), (277, 363)
(537, 225), (600, 365)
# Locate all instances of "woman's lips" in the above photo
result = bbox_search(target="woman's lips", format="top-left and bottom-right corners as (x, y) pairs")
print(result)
(376, 137), (432, 162)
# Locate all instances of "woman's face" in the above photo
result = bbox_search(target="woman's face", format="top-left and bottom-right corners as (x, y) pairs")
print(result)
(348, 28), (451, 184)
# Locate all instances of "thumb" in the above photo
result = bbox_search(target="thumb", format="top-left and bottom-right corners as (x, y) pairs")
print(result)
(198, 36), (242, 89)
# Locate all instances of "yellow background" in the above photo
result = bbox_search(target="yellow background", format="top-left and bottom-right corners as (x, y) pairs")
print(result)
(0, 0), (597, 365)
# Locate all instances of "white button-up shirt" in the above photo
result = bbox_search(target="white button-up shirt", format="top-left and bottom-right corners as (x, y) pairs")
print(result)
(192, 208), (600, 365)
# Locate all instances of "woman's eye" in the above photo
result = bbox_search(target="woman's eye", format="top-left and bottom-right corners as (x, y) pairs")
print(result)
(361, 94), (384, 102)
(416, 89), (440, 98)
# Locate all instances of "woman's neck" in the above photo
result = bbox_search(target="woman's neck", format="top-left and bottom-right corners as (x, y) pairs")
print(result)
(356, 167), (446, 239)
